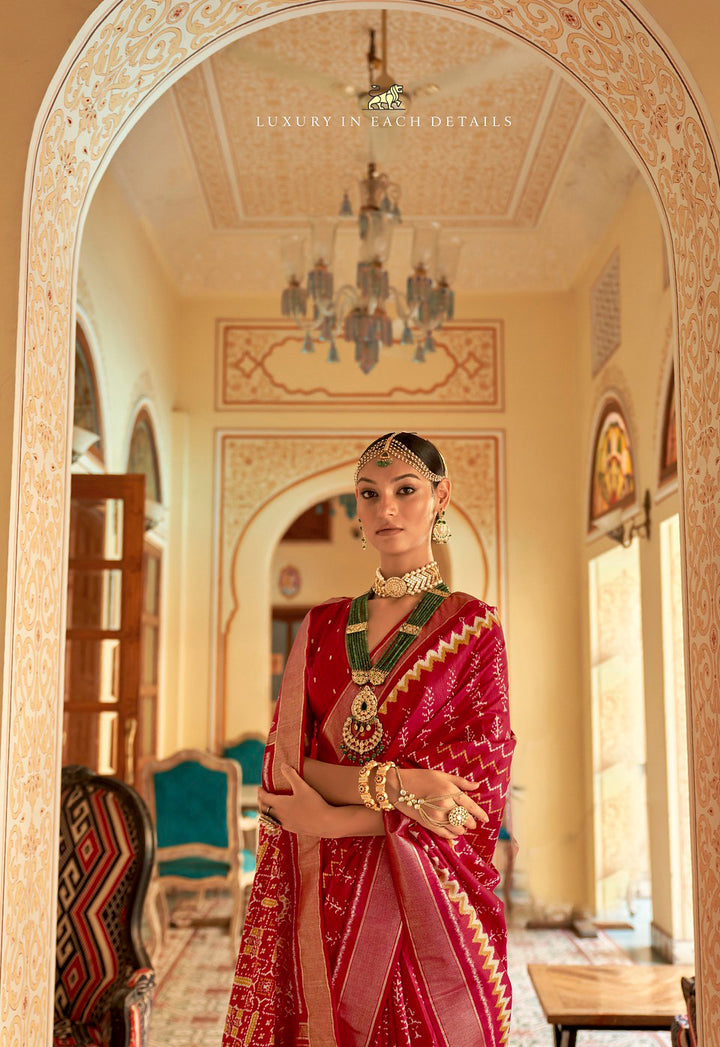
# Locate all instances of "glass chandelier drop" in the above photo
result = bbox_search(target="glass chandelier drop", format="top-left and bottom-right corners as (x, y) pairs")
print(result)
(280, 161), (462, 374)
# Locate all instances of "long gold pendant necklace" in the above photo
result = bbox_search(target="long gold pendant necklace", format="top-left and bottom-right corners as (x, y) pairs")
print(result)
(341, 579), (450, 763)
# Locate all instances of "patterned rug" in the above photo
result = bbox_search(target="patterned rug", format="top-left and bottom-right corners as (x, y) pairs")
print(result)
(147, 895), (673, 1046)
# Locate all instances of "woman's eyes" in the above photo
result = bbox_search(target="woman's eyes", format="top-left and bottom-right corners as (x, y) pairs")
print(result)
(359, 486), (416, 499)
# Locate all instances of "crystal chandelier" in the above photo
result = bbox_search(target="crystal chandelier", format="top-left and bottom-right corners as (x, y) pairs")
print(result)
(280, 162), (462, 374)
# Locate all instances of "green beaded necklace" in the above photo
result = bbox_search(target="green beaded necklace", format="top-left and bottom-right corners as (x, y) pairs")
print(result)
(341, 583), (450, 763)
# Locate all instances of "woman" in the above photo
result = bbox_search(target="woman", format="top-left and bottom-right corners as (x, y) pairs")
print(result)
(223, 432), (516, 1047)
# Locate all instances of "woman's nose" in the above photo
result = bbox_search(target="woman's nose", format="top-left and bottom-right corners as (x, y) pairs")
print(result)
(378, 496), (398, 517)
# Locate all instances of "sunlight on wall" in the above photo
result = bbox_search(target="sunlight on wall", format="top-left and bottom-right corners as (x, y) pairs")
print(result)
(589, 541), (650, 917)
(660, 514), (694, 946)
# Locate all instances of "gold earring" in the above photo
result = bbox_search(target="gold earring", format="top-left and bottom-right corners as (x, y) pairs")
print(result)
(359, 521), (367, 551)
(432, 509), (451, 544)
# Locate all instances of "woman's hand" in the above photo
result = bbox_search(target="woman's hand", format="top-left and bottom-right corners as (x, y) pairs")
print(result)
(388, 767), (489, 841)
(258, 765), (336, 837)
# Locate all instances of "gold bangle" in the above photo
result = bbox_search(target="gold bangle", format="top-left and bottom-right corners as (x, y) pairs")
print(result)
(358, 761), (380, 810)
(374, 761), (396, 811)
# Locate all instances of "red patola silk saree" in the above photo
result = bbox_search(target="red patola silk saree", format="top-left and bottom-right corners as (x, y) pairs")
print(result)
(223, 591), (516, 1047)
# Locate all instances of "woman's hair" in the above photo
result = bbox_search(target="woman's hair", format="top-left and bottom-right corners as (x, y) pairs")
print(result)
(361, 432), (447, 483)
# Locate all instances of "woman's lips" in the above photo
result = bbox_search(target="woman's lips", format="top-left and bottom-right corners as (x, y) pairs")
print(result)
(376, 526), (402, 535)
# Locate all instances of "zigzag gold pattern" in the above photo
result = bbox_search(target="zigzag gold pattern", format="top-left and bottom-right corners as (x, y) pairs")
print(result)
(437, 866), (512, 1045)
(379, 608), (502, 715)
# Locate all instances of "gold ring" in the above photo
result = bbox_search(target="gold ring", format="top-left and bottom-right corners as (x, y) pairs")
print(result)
(447, 804), (469, 828)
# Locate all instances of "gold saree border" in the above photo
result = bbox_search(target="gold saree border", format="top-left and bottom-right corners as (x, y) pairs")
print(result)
(270, 600), (346, 1047)
(437, 865), (511, 1046)
(391, 840), (488, 1046)
(296, 835), (340, 1047)
(335, 844), (403, 1046)
(270, 608), (311, 792)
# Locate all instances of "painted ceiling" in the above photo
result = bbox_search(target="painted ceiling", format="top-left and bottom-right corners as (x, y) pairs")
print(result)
(109, 8), (640, 295)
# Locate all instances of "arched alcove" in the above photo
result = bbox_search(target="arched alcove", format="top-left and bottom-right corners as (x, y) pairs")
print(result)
(3, 2), (720, 1041)
(127, 405), (163, 505)
(73, 321), (105, 467)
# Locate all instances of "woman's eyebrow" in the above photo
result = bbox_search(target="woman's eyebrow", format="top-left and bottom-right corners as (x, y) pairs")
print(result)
(357, 473), (420, 484)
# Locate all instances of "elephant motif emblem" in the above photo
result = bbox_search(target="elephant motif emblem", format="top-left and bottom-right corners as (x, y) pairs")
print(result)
(367, 84), (404, 110)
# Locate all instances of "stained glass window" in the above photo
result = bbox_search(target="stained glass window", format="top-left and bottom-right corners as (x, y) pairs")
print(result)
(660, 369), (678, 484)
(74, 325), (104, 462)
(128, 411), (162, 503)
(589, 400), (636, 526)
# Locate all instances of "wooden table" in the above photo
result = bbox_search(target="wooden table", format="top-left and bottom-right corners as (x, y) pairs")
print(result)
(528, 963), (694, 1046)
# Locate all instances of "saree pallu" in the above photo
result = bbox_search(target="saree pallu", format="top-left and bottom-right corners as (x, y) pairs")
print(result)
(223, 593), (516, 1047)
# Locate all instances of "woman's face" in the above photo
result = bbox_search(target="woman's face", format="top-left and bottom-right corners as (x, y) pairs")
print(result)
(355, 457), (451, 557)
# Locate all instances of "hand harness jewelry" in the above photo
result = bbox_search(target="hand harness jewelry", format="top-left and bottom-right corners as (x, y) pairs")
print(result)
(341, 583), (450, 762)
(356, 763), (469, 831)
(372, 560), (441, 599)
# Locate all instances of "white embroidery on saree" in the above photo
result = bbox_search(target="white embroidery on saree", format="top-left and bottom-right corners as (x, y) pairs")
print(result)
(379, 608), (502, 715)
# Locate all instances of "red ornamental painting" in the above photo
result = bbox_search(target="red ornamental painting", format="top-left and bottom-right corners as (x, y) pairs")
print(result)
(590, 405), (636, 523)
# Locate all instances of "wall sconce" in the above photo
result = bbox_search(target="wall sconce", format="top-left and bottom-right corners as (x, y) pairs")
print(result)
(144, 498), (167, 532)
(607, 489), (651, 547)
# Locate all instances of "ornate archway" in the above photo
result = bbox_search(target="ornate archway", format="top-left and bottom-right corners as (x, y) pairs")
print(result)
(3, 1), (720, 1041)
(216, 433), (500, 744)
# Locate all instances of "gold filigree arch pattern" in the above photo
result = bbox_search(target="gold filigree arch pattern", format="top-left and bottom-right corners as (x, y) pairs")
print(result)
(3, 1), (720, 1043)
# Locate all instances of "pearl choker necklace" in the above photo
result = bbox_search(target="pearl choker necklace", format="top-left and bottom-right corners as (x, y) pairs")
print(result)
(372, 561), (442, 599)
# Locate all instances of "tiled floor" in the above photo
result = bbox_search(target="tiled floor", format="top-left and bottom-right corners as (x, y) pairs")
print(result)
(146, 895), (675, 1046)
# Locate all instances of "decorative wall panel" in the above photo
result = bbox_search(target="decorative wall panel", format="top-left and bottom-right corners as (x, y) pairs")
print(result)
(216, 320), (504, 409)
(591, 250), (622, 376)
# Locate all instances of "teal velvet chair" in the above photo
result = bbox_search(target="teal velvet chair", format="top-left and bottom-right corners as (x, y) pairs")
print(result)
(222, 732), (265, 790)
(142, 749), (255, 959)
(222, 733), (266, 846)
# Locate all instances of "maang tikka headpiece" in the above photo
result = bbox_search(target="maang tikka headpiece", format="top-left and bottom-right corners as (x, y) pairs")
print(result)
(353, 433), (449, 485)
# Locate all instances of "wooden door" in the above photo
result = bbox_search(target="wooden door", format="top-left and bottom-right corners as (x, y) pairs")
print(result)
(64, 474), (145, 783)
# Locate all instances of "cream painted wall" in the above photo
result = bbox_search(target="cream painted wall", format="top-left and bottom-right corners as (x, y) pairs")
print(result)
(170, 285), (585, 907)
(573, 176), (685, 941)
(0, 0), (715, 919)
(77, 173), (178, 474)
(467, 289), (586, 908)
(76, 170), (180, 756)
